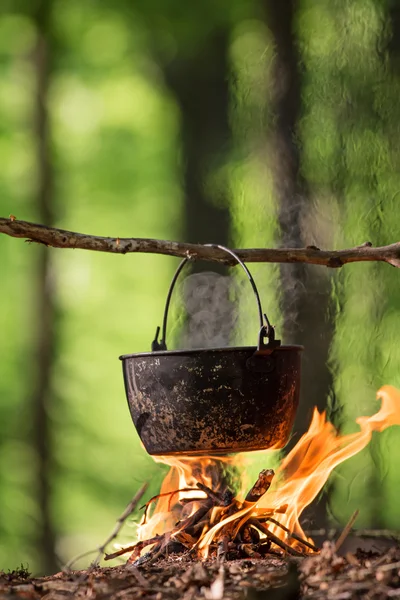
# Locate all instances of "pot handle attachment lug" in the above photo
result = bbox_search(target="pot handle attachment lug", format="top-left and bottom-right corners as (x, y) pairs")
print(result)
(152, 244), (280, 351)
(257, 323), (281, 352)
(246, 326), (282, 373)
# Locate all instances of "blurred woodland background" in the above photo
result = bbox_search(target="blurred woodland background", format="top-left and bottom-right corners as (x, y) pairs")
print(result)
(1, 0), (400, 577)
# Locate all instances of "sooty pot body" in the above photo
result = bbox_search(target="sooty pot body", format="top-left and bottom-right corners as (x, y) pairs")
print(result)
(120, 345), (302, 456)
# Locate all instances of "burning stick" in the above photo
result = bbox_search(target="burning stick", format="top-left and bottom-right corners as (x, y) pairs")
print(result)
(122, 497), (216, 563)
(245, 469), (275, 502)
(186, 470), (279, 557)
(180, 498), (214, 529)
(217, 535), (229, 563)
(105, 534), (162, 561)
(265, 517), (319, 553)
(174, 530), (197, 548)
(196, 483), (231, 506)
(252, 520), (305, 557)
(125, 466), (313, 565)
(238, 544), (262, 559)
(140, 487), (199, 524)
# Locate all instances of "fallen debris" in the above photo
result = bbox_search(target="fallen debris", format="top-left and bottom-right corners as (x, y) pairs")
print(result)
(3, 544), (400, 600)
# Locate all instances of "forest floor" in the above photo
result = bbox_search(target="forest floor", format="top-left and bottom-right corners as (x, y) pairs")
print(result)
(2, 539), (400, 600)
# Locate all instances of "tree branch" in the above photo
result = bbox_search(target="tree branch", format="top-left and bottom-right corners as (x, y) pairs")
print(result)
(1, 217), (400, 268)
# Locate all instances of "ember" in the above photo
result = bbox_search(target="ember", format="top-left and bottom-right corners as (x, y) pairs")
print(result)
(105, 385), (400, 565)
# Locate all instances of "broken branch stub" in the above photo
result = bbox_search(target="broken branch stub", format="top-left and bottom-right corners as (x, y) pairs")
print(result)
(245, 469), (275, 502)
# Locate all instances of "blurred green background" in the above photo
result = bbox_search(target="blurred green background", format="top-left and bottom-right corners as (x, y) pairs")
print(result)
(1, 0), (400, 576)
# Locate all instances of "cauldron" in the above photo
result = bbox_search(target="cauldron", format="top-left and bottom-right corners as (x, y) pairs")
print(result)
(120, 246), (303, 456)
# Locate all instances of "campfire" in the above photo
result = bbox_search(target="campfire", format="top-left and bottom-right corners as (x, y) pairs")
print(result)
(105, 385), (400, 565)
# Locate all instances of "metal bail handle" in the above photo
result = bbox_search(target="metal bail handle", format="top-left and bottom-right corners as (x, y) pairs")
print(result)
(151, 244), (280, 351)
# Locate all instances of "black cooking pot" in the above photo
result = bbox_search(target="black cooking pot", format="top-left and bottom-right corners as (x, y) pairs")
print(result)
(120, 245), (303, 456)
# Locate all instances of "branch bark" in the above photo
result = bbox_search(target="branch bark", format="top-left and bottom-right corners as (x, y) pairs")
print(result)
(1, 217), (400, 268)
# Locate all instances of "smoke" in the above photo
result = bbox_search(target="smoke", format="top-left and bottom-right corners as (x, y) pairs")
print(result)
(171, 271), (240, 350)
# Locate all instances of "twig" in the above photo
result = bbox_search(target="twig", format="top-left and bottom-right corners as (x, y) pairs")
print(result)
(65, 482), (148, 570)
(133, 543), (164, 567)
(1, 217), (400, 268)
(93, 482), (148, 566)
(250, 520), (305, 557)
(265, 517), (319, 552)
(63, 548), (99, 570)
(140, 487), (199, 524)
(104, 534), (162, 561)
(238, 543), (262, 558)
(217, 534), (229, 563)
(334, 509), (360, 552)
(196, 483), (226, 506)
(377, 560), (400, 573)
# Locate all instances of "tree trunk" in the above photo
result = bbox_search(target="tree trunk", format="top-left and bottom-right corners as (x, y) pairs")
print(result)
(388, 0), (400, 72)
(163, 29), (233, 349)
(31, 0), (58, 574)
(164, 30), (231, 248)
(264, 0), (334, 527)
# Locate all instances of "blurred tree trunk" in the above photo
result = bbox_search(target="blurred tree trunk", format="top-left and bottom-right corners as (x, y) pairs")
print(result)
(388, 0), (400, 72)
(264, 0), (334, 526)
(163, 30), (231, 249)
(163, 30), (233, 348)
(31, 0), (58, 574)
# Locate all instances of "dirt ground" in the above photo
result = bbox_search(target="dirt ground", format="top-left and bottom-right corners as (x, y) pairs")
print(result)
(2, 537), (400, 600)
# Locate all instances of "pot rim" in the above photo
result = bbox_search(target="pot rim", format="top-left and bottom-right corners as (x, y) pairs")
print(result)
(119, 344), (304, 360)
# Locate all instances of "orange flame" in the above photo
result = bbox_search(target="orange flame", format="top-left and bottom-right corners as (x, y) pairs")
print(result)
(137, 385), (400, 556)
(138, 454), (237, 541)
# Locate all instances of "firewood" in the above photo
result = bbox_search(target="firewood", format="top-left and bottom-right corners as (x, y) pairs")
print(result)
(140, 487), (199, 524)
(222, 489), (235, 506)
(179, 498), (213, 530)
(249, 525), (261, 544)
(179, 497), (206, 505)
(133, 543), (163, 566)
(238, 543), (262, 558)
(237, 525), (253, 544)
(250, 520), (305, 557)
(105, 534), (163, 561)
(189, 517), (210, 535)
(265, 517), (319, 553)
(196, 482), (232, 506)
(174, 530), (197, 548)
(245, 469), (275, 502)
(120, 469), (318, 566)
(217, 535), (230, 562)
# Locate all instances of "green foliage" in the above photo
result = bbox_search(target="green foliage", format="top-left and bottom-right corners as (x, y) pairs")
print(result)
(0, 564), (31, 581)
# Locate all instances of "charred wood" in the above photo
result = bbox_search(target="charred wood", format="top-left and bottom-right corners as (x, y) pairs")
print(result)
(245, 469), (275, 502)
